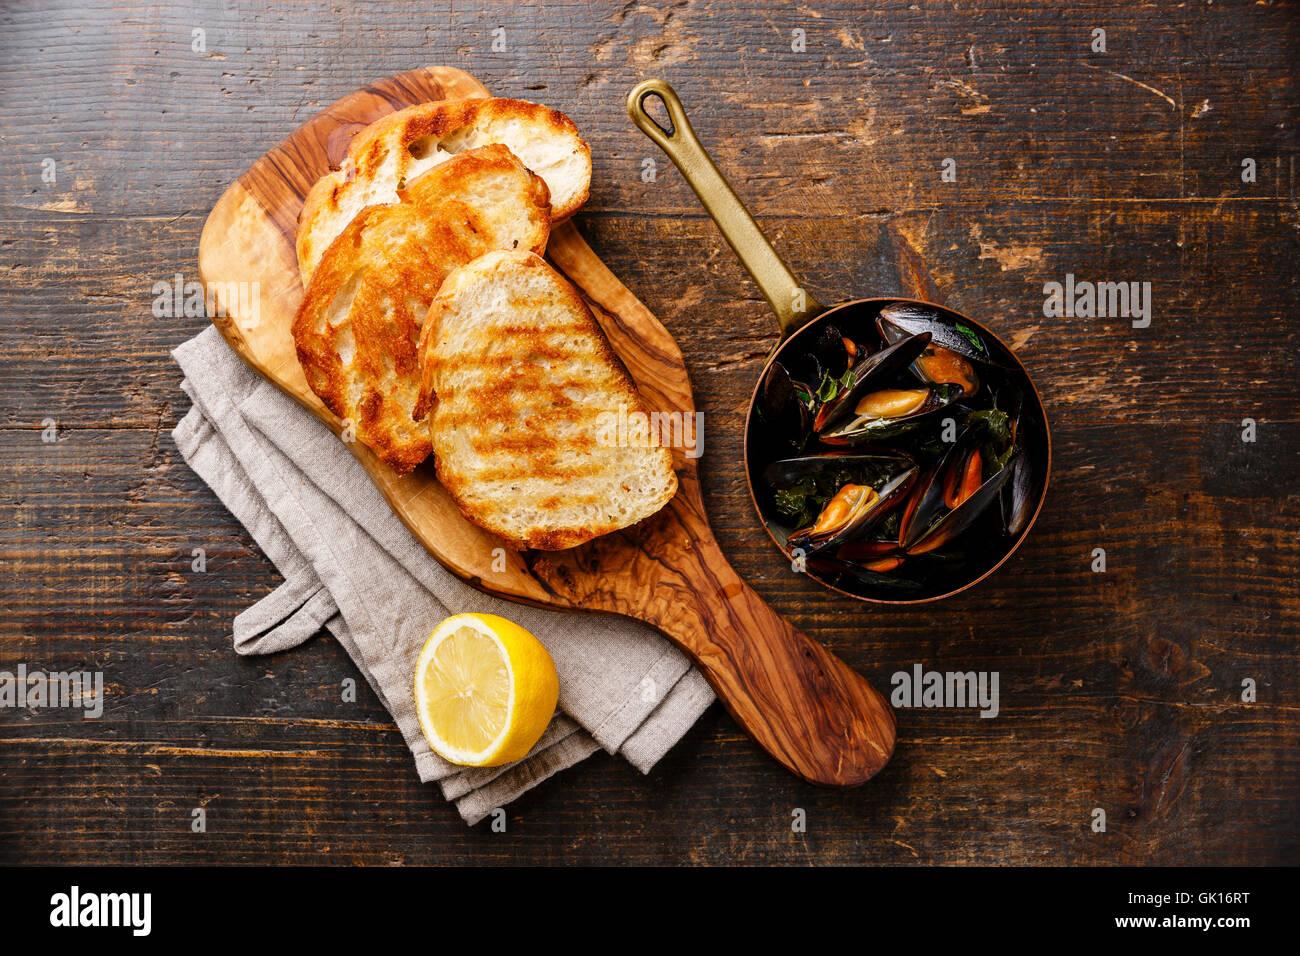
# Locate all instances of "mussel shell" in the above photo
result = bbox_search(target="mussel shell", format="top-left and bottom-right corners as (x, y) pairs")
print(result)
(805, 555), (923, 593)
(992, 384), (1032, 536)
(900, 432), (1018, 553)
(877, 303), (996, 365)
(837, 538), (905, 561)
(879, 315), (981, 396)
(763, 447), (915, 490)
(812, 331), (932, 433)
(997, 382), (1026, 443)
(757, 361), (813, 447)
(1001, 450), (1034, 538)
(809, 323), (851, 380)
(835, 538), (909, 574)
(818, 383), (963, 445)
(781, 323), (848, 392)
(787, 466), (918, 556)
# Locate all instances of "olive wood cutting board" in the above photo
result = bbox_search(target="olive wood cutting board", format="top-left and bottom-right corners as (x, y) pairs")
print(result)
(197, 65), (895, 786)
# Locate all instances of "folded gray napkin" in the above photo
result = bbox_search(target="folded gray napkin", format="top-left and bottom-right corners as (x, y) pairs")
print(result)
(171, 325), (714, 825)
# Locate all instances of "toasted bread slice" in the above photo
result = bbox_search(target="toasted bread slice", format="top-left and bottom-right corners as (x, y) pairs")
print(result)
(297, 98), (590, 285)
(418, 250), (678, 550)
(292, 145), (551, 475)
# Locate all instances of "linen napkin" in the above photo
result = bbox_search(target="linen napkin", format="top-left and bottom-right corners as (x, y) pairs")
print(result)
(171, 325), (714, 825)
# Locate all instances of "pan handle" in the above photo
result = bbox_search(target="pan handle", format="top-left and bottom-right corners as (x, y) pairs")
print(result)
(628, 79), (826, 340)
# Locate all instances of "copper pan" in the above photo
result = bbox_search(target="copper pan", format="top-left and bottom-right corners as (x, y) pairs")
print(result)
(629, 79), (1051, 603)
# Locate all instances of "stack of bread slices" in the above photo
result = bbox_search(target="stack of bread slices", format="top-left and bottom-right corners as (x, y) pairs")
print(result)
(291, 98), (677, 550)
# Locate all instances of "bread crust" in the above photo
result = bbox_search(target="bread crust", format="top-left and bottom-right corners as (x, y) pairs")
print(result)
(297, 98), (590, 285)
(292, 146), (551, 475)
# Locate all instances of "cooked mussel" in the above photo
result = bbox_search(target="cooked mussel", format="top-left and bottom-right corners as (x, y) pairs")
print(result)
(805, 554), (922, 593)
(899, 427), (1018, 554)
(1002, 450), (1035, 538)
(781, 323), (856, 399)
(811, 331), (932, 433)
(878, 313), (980, 397)
(836, 538), (908, 573)
(786, 466), (917, 556)
(788, 484), (877, 554)
(989, 384), (1037, 539)
(765, 447), (915, 533)
(818, 383), (962, 445)
(808, 323), (853, 380)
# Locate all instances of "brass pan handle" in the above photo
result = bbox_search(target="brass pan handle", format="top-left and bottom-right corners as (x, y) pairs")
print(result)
(627, 79), (826, 339)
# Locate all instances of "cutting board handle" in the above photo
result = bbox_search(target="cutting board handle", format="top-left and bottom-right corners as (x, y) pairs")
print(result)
(620, 80), (895, 784)
(630, 536), (897, 787)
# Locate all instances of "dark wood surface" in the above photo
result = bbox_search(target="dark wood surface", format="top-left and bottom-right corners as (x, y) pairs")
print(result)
(1, 0), (1296, 865)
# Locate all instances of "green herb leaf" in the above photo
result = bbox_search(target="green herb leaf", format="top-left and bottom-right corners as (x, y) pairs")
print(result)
(815, 367), (855, 404)
(773, 480), (818, 523)
(954, 322), (985, 356)
(967, 408), (1010, 445)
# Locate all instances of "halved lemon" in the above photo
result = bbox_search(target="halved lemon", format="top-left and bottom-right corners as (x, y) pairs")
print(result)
(413, 613), (559, 767)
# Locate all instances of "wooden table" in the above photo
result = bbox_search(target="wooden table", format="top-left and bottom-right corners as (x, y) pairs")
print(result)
(1, 0), (1295, 865)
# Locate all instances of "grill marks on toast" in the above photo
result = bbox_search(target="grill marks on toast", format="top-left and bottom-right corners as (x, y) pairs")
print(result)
(420, 250), (678, 550)
(292, 146), (551, 475)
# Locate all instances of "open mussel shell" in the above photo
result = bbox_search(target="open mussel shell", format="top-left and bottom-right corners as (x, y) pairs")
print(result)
(878, 313), (980, 397)
(812, 331), (932, 433)
(809, 323), (852, 380)
(763, 447), (915, 490)
(818, 382), (963, 445)
(836, 538), (909, 574)
(786, 466), (918, 556)
(900, 431), (1018, 554)
(1000, 407), (1045, 540)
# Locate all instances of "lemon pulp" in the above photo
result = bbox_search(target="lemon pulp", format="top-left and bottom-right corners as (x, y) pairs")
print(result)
(421, 626), (511, 754)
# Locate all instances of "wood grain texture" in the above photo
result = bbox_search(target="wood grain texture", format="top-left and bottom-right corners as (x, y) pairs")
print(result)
(0, 0), (1296, 864)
